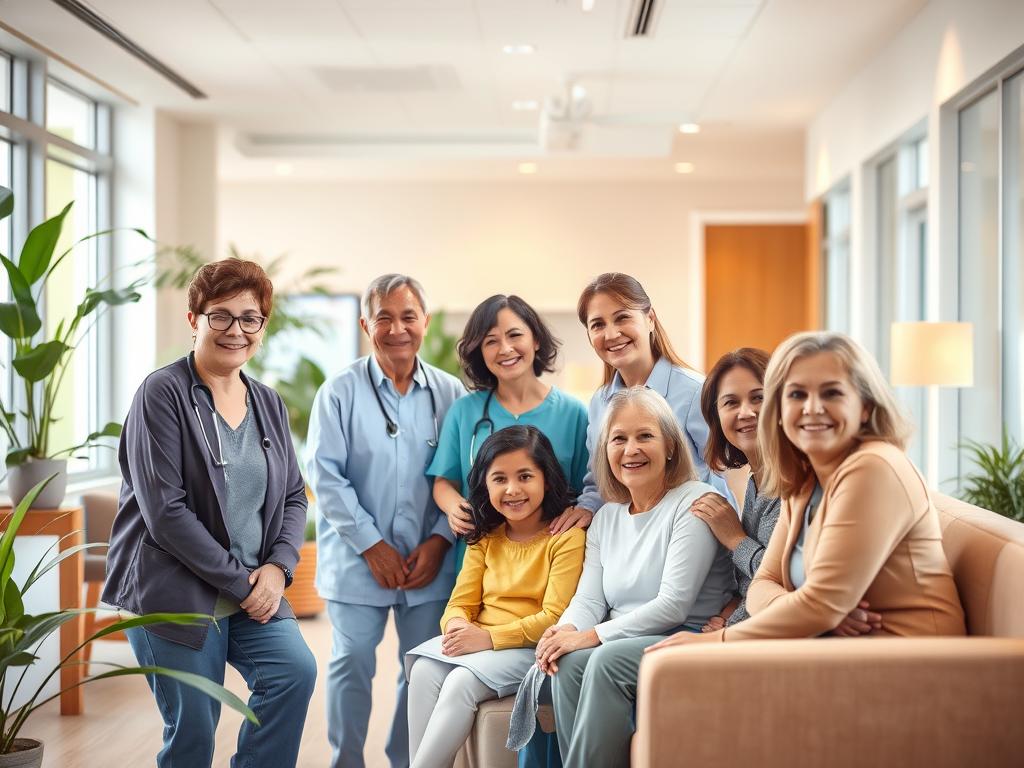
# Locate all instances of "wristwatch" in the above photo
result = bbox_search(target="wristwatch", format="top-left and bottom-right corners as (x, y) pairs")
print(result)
(269, 561), (294, 588)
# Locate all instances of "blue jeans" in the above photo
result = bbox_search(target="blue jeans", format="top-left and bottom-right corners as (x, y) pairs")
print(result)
(126, 613), (317, 768)
(325, 600), (446, 768)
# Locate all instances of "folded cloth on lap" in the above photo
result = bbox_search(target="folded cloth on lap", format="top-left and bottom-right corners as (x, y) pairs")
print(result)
(405, 635), (536, 698)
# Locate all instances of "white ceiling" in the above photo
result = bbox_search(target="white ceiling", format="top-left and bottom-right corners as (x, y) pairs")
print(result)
(0, 0), (927, 175)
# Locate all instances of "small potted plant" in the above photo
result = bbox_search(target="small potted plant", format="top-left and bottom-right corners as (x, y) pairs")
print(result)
(0, 476), (257, 767)
(960, 430), (1024, 522)
(0, 186), (143, 508)
(285, 509), (325, 619)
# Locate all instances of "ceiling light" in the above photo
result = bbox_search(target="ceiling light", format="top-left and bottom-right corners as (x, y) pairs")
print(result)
(674, 162), (695, 174)
(512, 99), (540, 111)
(582, 0), (596, 11)
(274, 162), (293, 176)
(518, 162), (538, 175)
(502, 43), (535, 55)
(678, 123), (700, 134)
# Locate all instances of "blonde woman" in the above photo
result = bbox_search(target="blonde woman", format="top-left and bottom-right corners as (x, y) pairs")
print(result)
(535, 387), (734, 767)
(649, 331), (965, 651)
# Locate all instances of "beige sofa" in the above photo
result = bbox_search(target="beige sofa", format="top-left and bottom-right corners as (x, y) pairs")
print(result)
(633, 492), (1024, 768)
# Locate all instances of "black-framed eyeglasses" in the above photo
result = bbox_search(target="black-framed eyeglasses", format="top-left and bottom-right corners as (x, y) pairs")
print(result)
(201, 312), (267, 333)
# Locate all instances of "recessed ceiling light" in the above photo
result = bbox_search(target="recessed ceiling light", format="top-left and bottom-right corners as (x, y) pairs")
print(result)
(274, 162), (293, 176)
(582, 0), (596, 11)
(502, 43), (536, 55)
(518, 162), (538, 175)
(674, 162), (695, 174)
(512, 99), (540, 111)
(678, 123), (700, 134)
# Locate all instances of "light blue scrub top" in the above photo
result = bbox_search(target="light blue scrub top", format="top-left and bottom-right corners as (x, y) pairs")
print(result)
(576, 356), (736, 512)
(426, 386), (590, 570)
(306, 355), (466, 607)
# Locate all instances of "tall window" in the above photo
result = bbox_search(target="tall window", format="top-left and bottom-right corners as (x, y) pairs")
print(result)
(1004, 68), (1024, 444)
(874, 132), (928, 470)
(953, 54), (1024, 483)
(822, 181), (851, 333)
(0, 52), (115, 479)
(957, 89), (1001, 463)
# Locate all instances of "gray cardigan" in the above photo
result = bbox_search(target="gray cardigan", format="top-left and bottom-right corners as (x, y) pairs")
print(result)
(102, 353), (307, 648)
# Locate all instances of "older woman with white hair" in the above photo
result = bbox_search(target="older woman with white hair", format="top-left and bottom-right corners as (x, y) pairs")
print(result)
(534, 387), (735, 767)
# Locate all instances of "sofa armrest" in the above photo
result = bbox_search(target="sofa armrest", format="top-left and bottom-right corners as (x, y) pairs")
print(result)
(633, 637), (1024, 768)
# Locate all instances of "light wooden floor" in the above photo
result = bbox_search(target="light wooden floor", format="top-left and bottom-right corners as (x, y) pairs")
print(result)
(29, 612), (400, 767)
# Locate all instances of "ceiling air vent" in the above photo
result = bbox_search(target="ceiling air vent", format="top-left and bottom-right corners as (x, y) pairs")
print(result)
(626, 0), (661, 38)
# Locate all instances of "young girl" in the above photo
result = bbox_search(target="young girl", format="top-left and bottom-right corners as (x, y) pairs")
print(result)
(407, 425), (586, 768)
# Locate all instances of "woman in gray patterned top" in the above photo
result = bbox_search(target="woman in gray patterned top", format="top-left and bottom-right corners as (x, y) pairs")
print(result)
(689, 348), (882, 635)
(689, 348), (779, 629)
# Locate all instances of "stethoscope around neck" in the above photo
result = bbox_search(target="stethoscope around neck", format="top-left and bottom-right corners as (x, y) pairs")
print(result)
(368, 357), (439, 447)
(188, 359), (271, 467)
(467, 388), (496, 466)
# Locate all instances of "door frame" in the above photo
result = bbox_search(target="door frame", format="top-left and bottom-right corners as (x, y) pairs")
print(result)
(688, 210), (808, 372)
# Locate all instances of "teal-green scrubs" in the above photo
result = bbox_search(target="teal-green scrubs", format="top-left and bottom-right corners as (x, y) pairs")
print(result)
(426, 386), (589, 571)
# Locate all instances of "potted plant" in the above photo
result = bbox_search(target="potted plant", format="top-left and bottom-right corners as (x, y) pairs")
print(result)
(959, 430), (1024, 522)
(0, 475), (257, 767)
(285, 510), (325, 619)
(0, 186), (143, 508)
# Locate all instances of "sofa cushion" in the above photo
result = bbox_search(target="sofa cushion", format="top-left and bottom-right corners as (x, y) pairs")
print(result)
(933, 492), (1024, 637)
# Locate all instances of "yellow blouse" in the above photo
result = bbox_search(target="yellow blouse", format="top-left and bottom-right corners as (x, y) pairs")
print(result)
(440, 525), (585, 650)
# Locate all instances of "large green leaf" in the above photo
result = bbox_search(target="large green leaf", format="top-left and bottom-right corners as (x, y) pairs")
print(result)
(13, 341), (70, 382)
(84, 665), (258, 724)
(76, 285), (143, 319)
(0, 256), (41, 339)
(0, 580), (23, 628)
(0, 186), (12, 222)
(21, 542), (108, 594)
(0, 303), (40, 340)
(0, 476), (54, 599)
(5, 448), (33, 468)
(19, 201), (72, 285)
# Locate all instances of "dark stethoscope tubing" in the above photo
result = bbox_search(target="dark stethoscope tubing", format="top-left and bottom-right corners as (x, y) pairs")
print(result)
(467, 388), (496, 466)
(367, 357), (439, 447)
(188, 355), (271, 467)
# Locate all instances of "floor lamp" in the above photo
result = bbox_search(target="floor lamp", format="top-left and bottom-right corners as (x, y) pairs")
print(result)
(889, 321), (974, 486)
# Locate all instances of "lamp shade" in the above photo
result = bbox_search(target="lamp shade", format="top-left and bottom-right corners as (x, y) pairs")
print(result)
(890, 322), (973, 387)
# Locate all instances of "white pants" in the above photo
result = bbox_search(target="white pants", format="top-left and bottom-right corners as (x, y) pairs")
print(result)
(407, 657), (498, 768)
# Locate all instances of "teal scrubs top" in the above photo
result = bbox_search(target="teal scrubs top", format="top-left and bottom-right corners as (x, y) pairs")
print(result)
(426, 386), (590, 570)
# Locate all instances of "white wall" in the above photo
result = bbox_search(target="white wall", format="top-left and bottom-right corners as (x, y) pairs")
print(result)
(805, 0), (1024, 486)
(154, 118), (220, 364)
(216, 176), (806, 371)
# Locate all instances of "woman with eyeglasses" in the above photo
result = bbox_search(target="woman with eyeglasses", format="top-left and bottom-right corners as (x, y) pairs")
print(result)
(429, 295), (589, 574)
(103, 257), (317, 768)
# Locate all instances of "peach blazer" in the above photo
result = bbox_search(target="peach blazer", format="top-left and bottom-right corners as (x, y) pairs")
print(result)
(719, 440), (965, 641)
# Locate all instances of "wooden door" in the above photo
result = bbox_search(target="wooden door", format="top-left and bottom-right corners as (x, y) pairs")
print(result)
(704, 223), (814, 371)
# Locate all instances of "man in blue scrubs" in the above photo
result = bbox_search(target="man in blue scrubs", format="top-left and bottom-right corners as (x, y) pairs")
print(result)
(307, 274), (465, 768)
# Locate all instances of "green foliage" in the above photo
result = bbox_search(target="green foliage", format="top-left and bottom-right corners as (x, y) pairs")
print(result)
(959, 430), (1024, 522)
(420, 309), (462, 378)
(0, 476), (257, 753)
(155, 244), (338, 445)
(0, 187), (146, 466)
(277, 356), (327, 443)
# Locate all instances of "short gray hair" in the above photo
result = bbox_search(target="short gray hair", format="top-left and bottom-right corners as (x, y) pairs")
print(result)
(361, 274), (429, 319)
(594, 386), (696, 503)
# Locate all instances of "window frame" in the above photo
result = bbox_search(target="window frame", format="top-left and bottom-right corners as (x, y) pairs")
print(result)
(0, 45), (116, 482)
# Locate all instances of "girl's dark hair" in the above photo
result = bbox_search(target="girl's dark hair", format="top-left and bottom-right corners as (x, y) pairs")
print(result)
(700, 347), (770, 471)
(457, 295), (560, 391)
(464, 425), (571, 544)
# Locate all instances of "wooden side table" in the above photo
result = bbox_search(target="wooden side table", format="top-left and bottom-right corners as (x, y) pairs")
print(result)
(0, 506), (84, 716)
